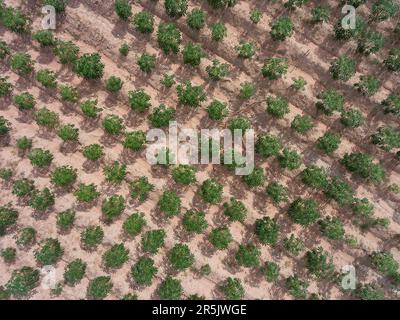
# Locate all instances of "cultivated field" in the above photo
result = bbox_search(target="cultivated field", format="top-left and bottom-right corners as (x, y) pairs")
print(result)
(0, 0), (400, 300)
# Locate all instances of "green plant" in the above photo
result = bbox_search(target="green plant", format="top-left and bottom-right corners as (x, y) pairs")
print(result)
(228, 116), (251, 134)
(250, 8), (262, 23)
(105, 76), (123, 92)
(12, 178), (35, 197)
(266, 182), (288, 203)
(270, 16), (293, 41)
(371, 0), (399, 21)
(53, 40), (79, 64)
(123, 131), (146, 151)
(0, 6), (29, 33)
(114, 0), (132, 20)
(200, 179), (223, 204)
(0, 76), (12, 97)
(129, 176), (154, 202)
(102, 114), (124, 135)
(371, 126), (400, 151)
(5, 267), (40, 296)
(59, 84), (79, 102)
(187, 8), (206, 30)
(370, 251), (399, 275)
(283, 234), (305, 256)
(141, 229), (166, 254)
(255, 133), (281, 158)
(235, 243), (260, 268)
(278, 148), (302, 170)
(74, 53), (104, 79)
(357, 30), (384, 55)
(157, 22), (182, 54)
(329, 55), (356, 81)
(74, 183), (100, 202)
(354, 75), (380, 96)
(340, 108), (364, 128)
(262, 57), (288, 80)
(149, 104), (176, 128)
(324, 176), (354, 206)
(56, 209), (75, 230)
(262, 261), (280, 282)
(57, 124), (79, 142)
(316, 89), (344, 115)
(200, 264), (211, 276)
(128, 89), (151, 113)
(64, 259), (86, 286)
(28, 148), (53, 167)
(80, 99), (102, 118)
(242, 166), (264, 188)
(239, 81), (256, 99)
(0, 116), (10, 136)
(206, 59), (229, 81)
(81, 226), (104, 250)
(317, 132), (341, 154)
(119, 43), (129, 56)
(384, 48), (400, 72)
(356, 283), (385, 300)
(285, 275), (308, 299)
(16, 136), (32, 151)
(158, 190), (181, 217)
(341, 153), (385, 183)
(291, 76), (307, 91)
(102, 243), (129, 269)
(160, 74), (175, 88)
(300, 165), (328, 189)
(319, 216), (345, 240)
(29, 188), (55, 212)
(33, 30), (55, 46)
(35, 238), (63, 265)
(101, 195), (125, 223)
(131, 256), (157, 286)
(306, 247), (334, 279)
(158, 276), (182, 300)
(123, 212), (146, 237)
(236, 41), (256, 59)
(42, 0), (67, 13)
(13, 92), (35, 111)
(16, 227), (36, 247)
(0, 168), (12, 181)
(172, 165), (196, 185)
(210, 22), (227, 41)
(83, 144), (104, 161)
(51, 166), (77, 187)
(168, 243), (194, 271)
(288, 198), (320, 226)
(177, 81), (206, 107)
(382, 94), (400, 116)
(0, 41), (11, 59)
(133, 11), (154, 33)
(311, 6), (330, 23)
(220, 278), (244, 300)
(137, 53), (156, 73)
(208, 227), (232, 250)
(206, 99), (228, 120)
(182, 209), (208, 233)
(291, 115), (313, 133)
(334, 16), (365, 40)
(255, 217), (280, 245)
(87, 276), (112, 300)
(266, 95), (289, 118)
(1, 247), (16, 263)
(10, 52), (34, 75)
(34, 108), (59, 129)
(223, 198), (247, 222)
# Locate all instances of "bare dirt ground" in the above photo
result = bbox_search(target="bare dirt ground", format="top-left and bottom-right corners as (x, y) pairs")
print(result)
(0, 0), (400, 300)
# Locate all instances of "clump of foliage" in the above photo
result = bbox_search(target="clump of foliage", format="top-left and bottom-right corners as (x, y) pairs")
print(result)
(200, 178), (223, 204)
(324, 176), (354, 206)
(285, 275), (308, 299)
(137, 53), (156, 73)
(123, 131), (146, 151)
(354, 75), (380, 97)
(371, 126), (400, 151)
(1, 247), (16, 263)
(81, 225), (104, 250)
(236, 41), (256, 59)
(36, 69), (57, 88)
(10, 52), (34, 75)
(158, 190), (181, 217)
(51, 165), (77, 188)
(101, 195), (125, 223)
(242, 166), (264, 188)
(102, 114), (124, 135)
(235, 243), (260, 268)
(87, 276), (112, 300)
(158, 276), (182, 300)
(34, 108), (59, 129)
(5, 267), (39, 297)
(114, 0), (132, 20)
(266, 95), (289, 118)
(42, 0), (67, 13)
(262, 261), (280, 282)
(255, 217), (280, 245)
(13, 92), (36, 111)
(317, 132), (341, 154)
(160, 74), (175, 88)
(381, 93), (400, 116)
(334, 16), (365, 40)
(284, 234), (305, 256)
(278, 148), (302, 170)
(28, 148), (53, 167)
(0, 6), (29, 33)
(356, 283), (385, 300)
(306, 247), (334, 279)
(33, 30), (55, 47)
(0, 41), (11, 59)
(64, 259), (86, 286)
(329, 55), (356, 81)
(262, 57), (288, 80)
(128, 89), (151, 113)
(223, 198), (247, 222)
(301, 165), (328, 189)
(59, 84), (79, 102)
(0, 76), (12, 97)
(187, 8), (206, 30)
(384, 48), (400, 72)
(291, 76), (307, 91)
(165, 0), (188, 17)
(288, 198), (320, 226)
(35, 238), (63, 265)
(57, 124), (79, 142)
(319, 216), (345, 240)
(370, 251), (399, 275)
(74, 53), (104, 80)
(340, 108), (364, 128)
(0, 116), (10, 136)
(177, 81), (206, 107)
(172, 165), (196, 185)
(80, 99), (102, 118)
(119, 43), (129, 56)
(255, 133), (281, 158)
(316, 89), (344, 115)
(370, 0), (399, 21)
(74, 183), (100, 203)
(270, 16), (294, 41)
(29, 188), (55, 212)
(133, 11), (154, 33)
(239, 82), (256, 99)
(16, 227), (36, 248)
(123, 212), (146, 237)
(149, 104), (176, 127)
(157, 22), (182, 54)
(141, 229), (166, 254)
(16, 136), (32, 152)
(53, 40), (79, 64)
(266, 182), (288, 203)
(182, 209), (208, 233)
(0, 168), (12, 181)
(220, 278), (244, 300)
(131, 256), (157, 286)
(56, 209), (75, 231)
(209, 227), (232, 250)
(102, 243), (129, 269)
(250, 8), (262, 24)
(105, 76), (123, 92)
(341, 153), (385, 183)
(311, 6), (330, 23)
(210, 22), (227, 41)
(206, 59), (229, 81)
(206, 99), (229, 120)
(129, 176), (154, 202)
(168, 243), (194, 271)
(357, 30), (384, 55)
(291, 115), (313, 133)
(12, 178), (35, 198)
(83, 144), (104, 161)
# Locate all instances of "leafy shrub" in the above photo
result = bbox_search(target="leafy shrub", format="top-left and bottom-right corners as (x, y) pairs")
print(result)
(172, 165), (196, 185)
(157, 22), (182, 54)
(236, 41), (256, 59)
(16, 136), (32, 151)
(102, 243), (129, 269)
(33, 30), (55, 47)
(278, 148), (301, 170)
(235, 243), (260, 268)
(53, 40), (79, 64)
(51, 166), (77, 187)
(119, 43), (129, 56)
(255, 217), (280, 245)
(0, 40), (11, 59)
(316, 89), (344, 115)
(133, 11), (154, 33)
(306, 247), (334, 279)
(210, 22), (227, 41)
(42, 0), (67, 13)
(228, 116), (251, 134)
(0, 168), (12, 181)
(324, 176), (354, 206)
(177, 81), (206, 107)
(102, 114), (124, 135)
(142, 229), (166, 254)
(101, 195), (125, 223)
(0, 6), (29, 33)
(200, 179), (223, 204)
(64, 259), (86, 286)
(10, 52), (34, 75)
(5, 267), (39, 296)
(288, 198), (320, 226)
(300, 165), (328, 189)
(242, 166), (264, 188)
(220, 278), (244, 300)
(340, 108), (364, 128)
(239, 81), (256, 99)
(0, 205), (18, 235)
(13, 92), (35, 111)
(74, 183), (100, 202)
(262, 261), (280, 282)
(35, 238), (63, 265)
(187, 8), (206, 30)
(123, 212), (146, 237)
(341, 153), (385, 183)
(80, 99), (102, 118)
(105, 76), (123, 92)
(370, 251), (399, 275)
(311, 6), (330, 23)
(12, 178), (35, 197)
(255, 133), (281, 158)
(137, 53), (156, 73)
(158, 276), (182, 300)
(317, 132), (341, 154)
(206, 59), (229, 81)
(182, 209), (208, 233)
(114, 0), (132, 20)
(123, 131), (146, 151)
(356, 283), (385, 300)
(29, 188), (55, 212)
(354, 75), (380, 96)
(34, 108), (59, 129)
(74, 53), (104, 79)
(285, 275), (308, 299)
(128, 89), (151, 112)
(283, 234), (305, 256)
(57, 124), (79, 142)
(291, 77), (307, 91)
(270, 16), (293, 41)
(149, 104), (175, 127)
(262, 57), (288, 80)
(250, 8), (262, 23)
(382, 93), (400, 116)
(131, 256), (157, 286)
(330, 55), (356, 81)
(129, 176), (154, 202)
(87, 276), (112, 300)
(357, 30), (384, 55)
(266, 95), (289, 118)
(0, 116), (10, 136)
(81, 225), (104, 250)
(83, 144), (104, 161)
(291, 115), (313, 133)
(160, 74), (175, 88)
(384, 48), (400, 72)
(208, 227), (232, 250)
(206, 99), (228, 120)
(266, 182), (288, 203)
(168, 243), (194, 271)
(16, 227), (36, 247)
(158, 190), (181, 217)
(28, 148), (53, 167)
(1, 247), (16, 263)
(334, 16), (365, 40)
(371, 126), (400, 151)
(371, 0), (399, 21)
(319, 216), (345, 240)
(59, 84), (79, 102)
(0, 76), (12, 97)
(223, 198), (247, 222)
(56, 209), (75, 230)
